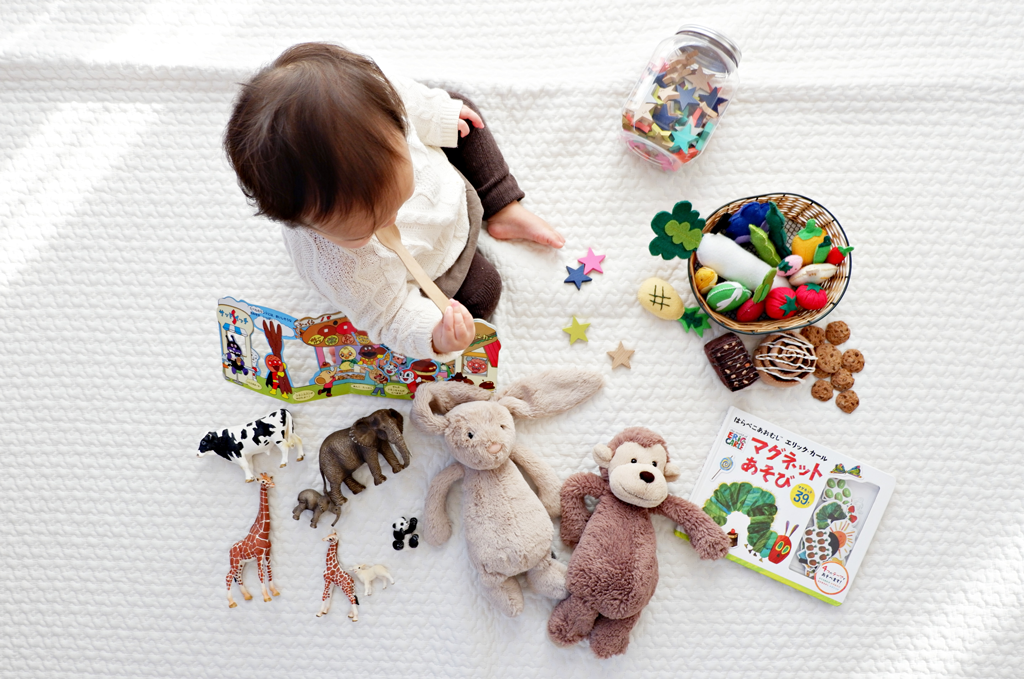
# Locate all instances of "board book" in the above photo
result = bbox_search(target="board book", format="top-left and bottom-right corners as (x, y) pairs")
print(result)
(217, 297), (501, 403)
(676, 406), (894, 605)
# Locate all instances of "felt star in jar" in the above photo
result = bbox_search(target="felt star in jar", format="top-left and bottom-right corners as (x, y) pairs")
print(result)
(683, 64), (716, 93)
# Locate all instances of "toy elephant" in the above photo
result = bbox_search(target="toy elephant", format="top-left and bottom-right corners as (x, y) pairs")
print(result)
(292, 488), (342, 528)
(412, 368), (604, 617)
(319, 408), (411, 508)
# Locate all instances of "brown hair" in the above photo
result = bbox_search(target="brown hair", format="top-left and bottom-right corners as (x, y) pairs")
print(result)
(224, 42), (408, 226)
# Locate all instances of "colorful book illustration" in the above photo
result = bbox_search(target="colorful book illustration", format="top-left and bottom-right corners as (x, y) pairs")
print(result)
(677, 406), (894, 605)
(217, 297), (501, 403)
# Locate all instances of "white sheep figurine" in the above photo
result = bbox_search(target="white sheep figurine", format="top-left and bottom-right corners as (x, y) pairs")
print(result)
(349, 564), (394, 596)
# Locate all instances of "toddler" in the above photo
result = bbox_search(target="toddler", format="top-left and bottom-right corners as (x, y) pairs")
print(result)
(224, 43), (563, 361)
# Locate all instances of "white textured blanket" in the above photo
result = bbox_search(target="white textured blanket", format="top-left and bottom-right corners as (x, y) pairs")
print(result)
(3, 2), (1022, 677)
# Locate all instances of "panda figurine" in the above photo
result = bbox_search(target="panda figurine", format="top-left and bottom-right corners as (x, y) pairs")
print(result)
(392, 517), (419, 550)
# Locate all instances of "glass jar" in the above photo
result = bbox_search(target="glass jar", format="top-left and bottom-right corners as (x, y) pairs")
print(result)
(620, 25), (741, 171)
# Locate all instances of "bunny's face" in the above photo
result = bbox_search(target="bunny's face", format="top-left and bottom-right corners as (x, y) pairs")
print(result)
(442, 402), (516, 470)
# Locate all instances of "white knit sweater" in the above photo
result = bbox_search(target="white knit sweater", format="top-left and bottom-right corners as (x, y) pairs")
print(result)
(281, 77), (468, 363)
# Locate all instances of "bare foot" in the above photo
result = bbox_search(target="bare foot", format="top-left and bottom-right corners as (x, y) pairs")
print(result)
(486, 201), (565, 248)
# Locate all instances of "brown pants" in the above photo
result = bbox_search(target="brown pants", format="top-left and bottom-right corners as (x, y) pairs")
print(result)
(442, 91), (523, 321)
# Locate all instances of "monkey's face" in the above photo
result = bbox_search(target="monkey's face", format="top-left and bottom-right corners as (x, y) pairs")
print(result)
(607, 442), (672, 508)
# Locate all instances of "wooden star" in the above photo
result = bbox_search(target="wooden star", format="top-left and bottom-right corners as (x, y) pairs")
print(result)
(683, 64), (716, 93)
(633, 101), (656, 126)
(607, 342), (634, 370)
(562, 316), (590, 344)
(661, 51), (698, 86)
(577, 247), (605, 274)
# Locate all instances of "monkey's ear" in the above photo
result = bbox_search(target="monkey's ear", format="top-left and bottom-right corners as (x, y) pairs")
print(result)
(592, 444), (614, 468)
(664, 462), (681, 482)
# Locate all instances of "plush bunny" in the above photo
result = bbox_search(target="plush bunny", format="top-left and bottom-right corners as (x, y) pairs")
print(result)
(412, 368), (604, 617)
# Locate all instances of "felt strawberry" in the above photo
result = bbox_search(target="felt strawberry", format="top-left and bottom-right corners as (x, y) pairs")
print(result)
(795, 283), (828, 310)
(765, 287), (799, 320)
(735, 299), (765, 323)
(826, 245), (855, 266)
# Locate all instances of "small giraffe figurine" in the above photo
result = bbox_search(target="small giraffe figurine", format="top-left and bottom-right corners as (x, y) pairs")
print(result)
(226, 473), (280, 608)
(317, 531), (359, 620)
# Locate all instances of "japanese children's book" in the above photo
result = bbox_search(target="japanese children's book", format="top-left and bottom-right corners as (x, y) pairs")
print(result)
(677, 406), (894, 605)
(217, 297), (501, 403)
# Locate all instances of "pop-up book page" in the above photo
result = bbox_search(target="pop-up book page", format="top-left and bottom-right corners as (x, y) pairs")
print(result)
(217, 296), (501, 403)
(677, 406), (895, 605)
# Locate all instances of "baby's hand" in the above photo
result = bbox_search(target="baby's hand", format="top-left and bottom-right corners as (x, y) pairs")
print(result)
(432, 299), (475, 354)
(457, 105), (484, 138)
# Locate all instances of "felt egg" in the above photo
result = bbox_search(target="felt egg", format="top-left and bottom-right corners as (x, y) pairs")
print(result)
(735, 299), (765, 323)
(790, 219), (826, 265)
(791, 263), (838, 286)
(777, 255), (803, 277)
(796, 283), (828, 310)
(706, 281), (751, 312)
(694, 267), (718, 295)
(765, 287), (799, 320)
(637, 277), (684, 320)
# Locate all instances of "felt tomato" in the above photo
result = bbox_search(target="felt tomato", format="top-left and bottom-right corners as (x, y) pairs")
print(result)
(795, 283), (828, 310)
(765, 287), (799, 320)
(735, 299), (765, 323)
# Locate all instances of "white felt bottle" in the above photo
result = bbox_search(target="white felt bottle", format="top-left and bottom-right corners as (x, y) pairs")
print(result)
(696, 233), (792, 292)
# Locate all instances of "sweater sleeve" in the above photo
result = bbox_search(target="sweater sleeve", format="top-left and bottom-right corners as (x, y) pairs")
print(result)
(390, 76), (463, 149)
(282, 225), (461, 364)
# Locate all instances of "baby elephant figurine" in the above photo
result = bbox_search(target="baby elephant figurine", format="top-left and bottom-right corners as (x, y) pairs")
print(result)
(292, 489), (342, 528)
(412, 368), (604, 617)
(350, 564), (394, 597)
(319, 408), (412, 509)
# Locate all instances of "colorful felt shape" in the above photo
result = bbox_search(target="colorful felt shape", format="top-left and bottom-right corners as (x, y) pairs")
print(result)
(563, 316), (590, 344)
(790, 263), (838, 286)
(724, 202), (771, 244)
(751, 269), (776, 304)
(748, 225), (781, 267)
(765, 203), (791, 258)
(735, 299), (765, 323)
(693, 267), (718, 295)
(564, 264), (592, 290)
(705, 281), (751, 312)
(678, 307), (711, 337)
(684, 64), (716, 92)
(637, 277), (684, 320)
(578, 248), (605, 274)
(649, 201), (705, 260)
(826, 245), (855, 266)
(765, 287), (800, 320)
(776, 254), (803, 277)
(696, 232), (789, 292)
(669, 123), (701, 152)
(790, 219), (827, 265)
(812, 234), (834, 264)
(796, 283), (828, 310)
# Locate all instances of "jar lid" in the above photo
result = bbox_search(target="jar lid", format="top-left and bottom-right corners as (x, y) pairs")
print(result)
(675, 24), (742, 65)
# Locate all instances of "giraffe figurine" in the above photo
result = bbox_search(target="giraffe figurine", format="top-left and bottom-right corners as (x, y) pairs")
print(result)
(226, 473), (280, 608)
(317, 531), (359, 620)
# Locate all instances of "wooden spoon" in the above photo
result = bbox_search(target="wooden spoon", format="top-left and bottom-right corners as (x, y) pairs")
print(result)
(375, 224), (450, 313)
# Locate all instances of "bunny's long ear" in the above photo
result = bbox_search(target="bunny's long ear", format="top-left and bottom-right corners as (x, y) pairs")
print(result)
(495, 369), (604, 420)
(411, 380), (492, 434)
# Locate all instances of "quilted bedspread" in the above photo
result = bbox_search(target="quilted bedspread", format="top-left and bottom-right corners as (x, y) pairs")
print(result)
(3, 1), (1022, 677)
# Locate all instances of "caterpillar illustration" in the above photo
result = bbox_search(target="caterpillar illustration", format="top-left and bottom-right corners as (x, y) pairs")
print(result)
(703, 482), (781, 558)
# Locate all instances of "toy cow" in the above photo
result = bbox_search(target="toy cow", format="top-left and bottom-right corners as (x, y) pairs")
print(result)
(197, 409), (303, 482)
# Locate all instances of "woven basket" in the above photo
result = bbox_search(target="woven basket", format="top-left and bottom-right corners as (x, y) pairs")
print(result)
(688, 193), (851, 335)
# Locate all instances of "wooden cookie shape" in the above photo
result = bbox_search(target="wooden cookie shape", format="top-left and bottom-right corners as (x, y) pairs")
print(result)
(753, 332), (817, 388)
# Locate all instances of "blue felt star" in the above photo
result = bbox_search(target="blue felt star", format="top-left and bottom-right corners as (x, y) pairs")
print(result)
(564, 264), (592, 290)
(675, 84), (702, 111)
(669, 123), (701, 152)
(695, 87), (721, 126)
(650, 103), (681, 132)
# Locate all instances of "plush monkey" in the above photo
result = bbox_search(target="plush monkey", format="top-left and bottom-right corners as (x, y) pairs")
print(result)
(548, 427), (730, 658)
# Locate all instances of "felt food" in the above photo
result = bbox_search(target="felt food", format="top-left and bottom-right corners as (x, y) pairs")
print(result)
(637, 277), (685, 320)
(703, 333), (759, 391)
(815, 342), (842, 373)
(836, 390), (860, 413)
(764, 202), (792, 257)
(776, 254), (803, 277)
(790, 220), (826, 265)
(800, 325), (826, 346)
(696, 232), (791, 292)
(649, 201), (705, 260)
(790, 263), (838, 286)
(694, 267), (718, 294)
(724, 201), (771, 244)
(811, 380), (834, 401)
(705, 281), (751, 312)
(752, 332), (817, 388)
(826, 245), (855, 266)
(765, 288), (799, 320)
(841, 349), (865, 373)
(748, 225), (781, 266)
(795, 284), (828, 310)
(831, 368), (855, 392)
(735, 299), (765, 323)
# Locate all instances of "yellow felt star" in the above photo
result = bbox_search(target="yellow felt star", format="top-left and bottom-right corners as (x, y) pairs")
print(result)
(607, 342), (634, 370)
(562, 317), (590, 344)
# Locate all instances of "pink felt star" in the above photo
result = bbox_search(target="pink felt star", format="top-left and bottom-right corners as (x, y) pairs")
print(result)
(577, 248), (606, 275)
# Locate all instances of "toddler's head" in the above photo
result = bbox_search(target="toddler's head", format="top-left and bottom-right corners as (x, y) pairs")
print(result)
(224, 43), (414, 247)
